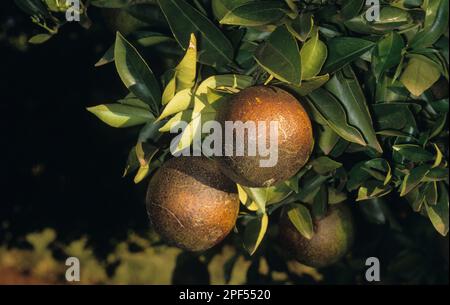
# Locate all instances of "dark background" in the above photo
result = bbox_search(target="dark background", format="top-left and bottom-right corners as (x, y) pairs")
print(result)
(1, 1), (149, 255)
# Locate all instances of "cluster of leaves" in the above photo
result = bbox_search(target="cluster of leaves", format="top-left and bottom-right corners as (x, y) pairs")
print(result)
(16, 0), (449, 258)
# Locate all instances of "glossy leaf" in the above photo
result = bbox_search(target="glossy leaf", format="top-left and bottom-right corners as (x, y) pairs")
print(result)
(372, 32), (405, 81)
(325, 66), (383, 152)
(400, 164), (431, 196)
(29, 33), (52, 44)
(114, 33), (161, 115)
(286, 12), (313, 41)
(254, 25), (301, 85)
(282, 74), (330, 97)
(307, 88), (367, 146)
(311, 156), (342, 175)
(162, 33), (197, 105)
(340, 0), (364, 20)
(87, 104), (154, 128)
(357, 180), (392, 201)
(195, 74), (254, 102)
(243, 214), (269, 255)
(300, 27), (328, 80)
(425, 182), (449, 236)
(323, 37), (375, 73)
(410, 0), (449, 49)
(157, 0), (234, 67)
(214, 0), (288, 26)
(393, 144), (434, 162)
(400, 55), (441, 96)
(287, 204), (314, 240)
(158, 89), (194, 121)
(317, 124), (340, 155)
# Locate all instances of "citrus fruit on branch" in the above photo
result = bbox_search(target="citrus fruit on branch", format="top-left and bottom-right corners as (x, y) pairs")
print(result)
(279, 204), (355, 268)
(146, 156), (240, 252)
(216, 86), (314, 187)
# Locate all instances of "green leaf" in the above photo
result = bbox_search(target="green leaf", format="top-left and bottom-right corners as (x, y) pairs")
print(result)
(432, 143), (444, 168)
(114, 32), (161, 115)
(286, 12), (313, 41)
(410, 0), (449, 49)
(357, 180), (392, 201)
(157, 0), (234, 67)
(425, 182), (449, 236)
(347, 161), (371, 191)
(307, 88), (367, 146)
(287, 204), (314, 240)
(325, 66), (383, 153)
(133, 142), (159, 184)
(118, 95), (150, 110)
(162, 33), (197, 105)
(87, 104), (154, 128)
(243, 214), (269, 255)
(393, 144), (434, 162)
(317, 124), (340, 155)
(400, 55), (441, 96)
(239, 186), (269, 213)
(237, 184), (258, 211)
(254, 25), (301, 85)
(300, 27), (327, 80)
(266, 184), (293, 205)
(158, 89), (194, 121)
(214, 0), (288, 26)
(340, 0), (364, 20)
(281, 74), (330, 97)
(123, 146), (139, 177)
(372, 32), (405, 81)
(424, 182), (438, 206)
(362, 158), (392, 185)
(323, 37), (375, 73)
(28, 33), (52, 44)
(311, 156), (342, 175)
(95, 32), (177, 68)
(195, 74), (254, 101)
(158, 110), (193, 132)
(400, 164), (431, 196)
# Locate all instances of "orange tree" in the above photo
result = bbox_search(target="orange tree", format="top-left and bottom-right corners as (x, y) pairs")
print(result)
(15, 0), (449, 284)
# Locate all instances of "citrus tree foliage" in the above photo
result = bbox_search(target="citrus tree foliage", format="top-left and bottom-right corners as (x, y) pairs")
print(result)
(16, 0), (449, 279)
